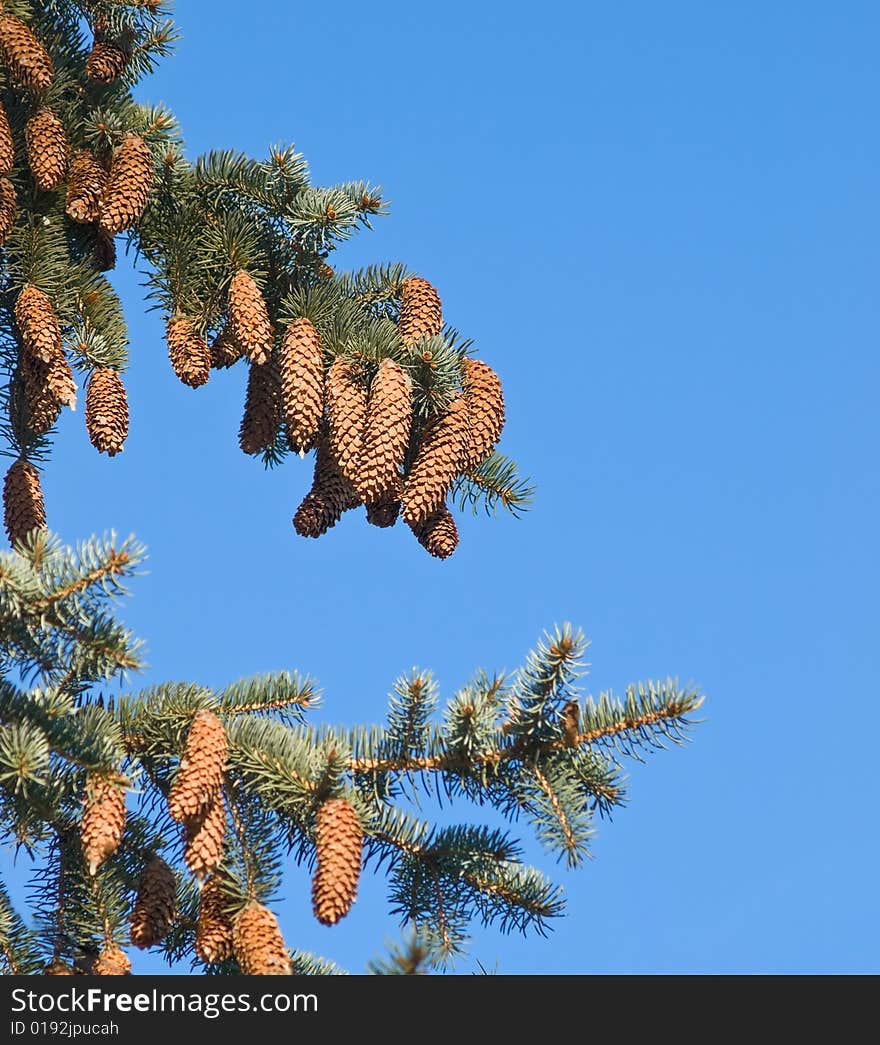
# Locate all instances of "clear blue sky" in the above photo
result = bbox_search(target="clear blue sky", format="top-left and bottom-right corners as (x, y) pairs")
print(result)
(28, 1), (880, 973)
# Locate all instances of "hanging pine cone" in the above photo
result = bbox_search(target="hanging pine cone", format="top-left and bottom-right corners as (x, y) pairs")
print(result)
(233, 904), (291, 976)
(168, 710), (228, 822)
(409, 503), (459, 560)
(166, 315), (210, 389)
(65, 150), (106, 224)
(0, 103), (13, 176)
(402, 396), (470, 527)
(357, 358), (412, 506)
(3, 458), (46, 547)
(293, 429), (360, 538)
(239, 359), (281, 455)
(85, 368), (128, 456)
(311, 798), (364, 927)
(228, 271), (273, 366)
(15, 285), (61, 364)
(130, 854), (176, 949)
(45, 351), (77, 411)
(0, 15), (54, 90)
(399, 276), (442, 347)
(195, 876), (234, 964)
(280, 318), (323, 454)
(20, 353), (61, 436)
(99, 133), (154, 235)
(92, 945), (131, 976)
(183, 791), (226, 881)
(326, 359), (366, 485)
(42, 959), (74, 975)
(461, 358), (505, 470)
(81, 772), (127, 876)
(0, 176), (14, 245)
(210, 326), (243, 369)
(92, 228), (116, 272)
(365, 473), (402, 529)
(86, 39), (130, 85)
(25, 109), (69, 192)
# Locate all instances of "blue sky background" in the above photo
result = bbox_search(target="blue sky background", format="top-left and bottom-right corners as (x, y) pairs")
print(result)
(11, 0), (880, 973)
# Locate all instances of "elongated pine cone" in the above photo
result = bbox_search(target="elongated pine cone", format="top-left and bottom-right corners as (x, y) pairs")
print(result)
(99, 133), (154, 235)
(20, 353), (62, 435)
(168, 710), (228, 822)
(43, 960), (74, 975)
(326, 359), (366, 484)
(409, 503), (459, 560)
(15, 285), (61, 364)
(228, 271), (273, 366)
(85, 368), (128, 456)
(239, 359), (281, 455)
(92, 945), (131, 976)
(166, 316), (210, 389)
(358, 358), (412, 506)
(210, 326), (243, 369)
(86, 39), (129, 84)
(81, 772), (127, 875)
(293, 430), (359, 538)
(0, 176), (14, 245)
(45, 352), (77, 411)
(0, 103), (13, 175)
(4, 459), (46, 546)
(65, 150), (106, 223)
(130, 855), (176, 949)
(280, 318), (323, 454)
(195, 876), (234, 964)
(233, 904), (291, 975)
(183, 791), (226, 881)
(25, 109), (69, 192)
(311, 798), (364, 926)
(402, 396), (470, 527)
(0, 15), (53, 90)
(461, 358), (505, 469)
(365, 473), (402, 529)
(399, 276), (442, 347)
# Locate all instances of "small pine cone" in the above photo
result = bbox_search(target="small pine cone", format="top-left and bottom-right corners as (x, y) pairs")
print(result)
(293, 430), (360, 538)
(15, 284), (61, 364)
(45, 352), (77, 411)
(183, 791), (226, 881)
(99, 133), (154, 235)
(168, 710), (228, 822)
(130, 855), (176, 949)
(195, 876), (234, 964)
(311, 798), (364, 927)
(92, 228), (116, 272)
(228, 271), (273, 366)
(326, 359), (366, 484)
(409, 503), (459, 560)
(65, 150), (106, 223)
(317, 261), (334, 281)
(358, 358), (412, 506)
(0, 16), (54, 90)
(210, 326), (243, 369)
(399, 276), (442, 347)
(86, 39), (129, 85)
(21, 354), (62, 435)
(365, 473), (402, 529)
(402, 396), (470, 527)
(0, 103), (13, 176)
(280, 318), (323, 454)
(166, 316), (210, 389)
(0, 176), (14, 245)
(461, 358), (505, 470)
(85, 368), (128, 456)
(92, 945), (131, 976)
(81, 772), (127, 876)
(43, 959), (74, 975)
(233, 904), (291, 976)
(25, 109), (69, 192)
(239, 358), (281, 455)
(3, 458), (46, 547)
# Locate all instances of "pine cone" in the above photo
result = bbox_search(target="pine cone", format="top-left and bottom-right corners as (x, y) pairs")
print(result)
(293, 429), (359, 538)
(210, 326), (243, 369)
(91, 227), (116, 272)
(280, 318), (323, 454)
(326, 359), (366, 484)
(168, 710), (228, 822)
(402, 396), (470, 526)
(409, 503), (459, 560)
(65, 150), (106, 224)
(0, 15), (54, 90)
(195, 876), (234, 964)
(183, 791), (226, 881)
(3, 458), (46, 547)
(92, 945), (131, 976)
(233, 904), (291, 976)
(81, 772), (127, 876)
(99, 133), (154, 235)
(311, 798), (363, 927)
(20, 353), (62, 435)
(130, 854), (176, 949)
(461, 358), (505, 470)
(85, 368), (128, 456)
(15, 284), (61, 364)
(228, 271), (273, 366)
(86, 39), (129, 84)
(358, 358), (412, 506)
(0, 102), (13, 176)
(43, 960), (74, 975)
(166, 316), (210, 389)
(0, 176), (14, 245)
(239, 358), (281, 455)
(45, 351), (77, 411)
(365, 473), (402, 529)
(399, 276), (442, 347)
(25, 109), (69, 192)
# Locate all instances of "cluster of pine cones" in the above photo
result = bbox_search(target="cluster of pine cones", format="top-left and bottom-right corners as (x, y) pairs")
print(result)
(59, 710), (365, 975)
(0, 14), (154, 547)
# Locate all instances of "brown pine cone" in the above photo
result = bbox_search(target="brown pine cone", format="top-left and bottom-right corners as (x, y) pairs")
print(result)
(357, 358), (412, 506)
(42, 960), (74, 975)
(166, 316), (210, 389)
(65, 150), (106, 224)
(233, 904), (291, 976)
(183, 791), (226, 881)
(86, 39), (129, 85)
(0, 176), (14, 245)
(130, 854), (176, 949)
(92, 945), (131, 975)
(195, 876), (234, 964)
(3, 458), (46, 547)
(311, 798), (364, 926)
(326, 359), (366, 485)
(239, 358), (281, 455)
(19, 352), (61, 435)
(81, 772), (127, 876)
(228, 271), (273, 366)
(409, 502), (459, 559)
(99, 133), (154, 235)
(0, 15), (54, 90)
(399, 276), (442, 346)
(0, 102), (13, 176)
(45, 351), (77, 411)
(280, 318), (323, 454)
(210, 326), (243, 370)
(25, 109), (69, 192)
(461, 358), (505, 470)
(293, 429), (360, 538)
(85, 368), (128, 456)
(402, 396), (470, 527)
(365, 473), (402, 529)
(15, 284), (61, 364)
(168, 711), (228, 822)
